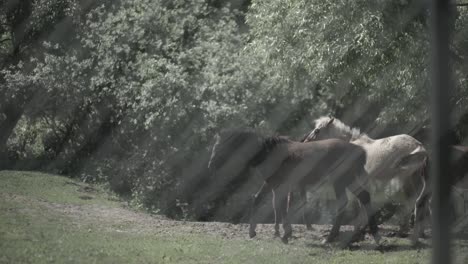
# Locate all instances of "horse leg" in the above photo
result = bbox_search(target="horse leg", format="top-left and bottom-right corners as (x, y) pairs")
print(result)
(280, 190), (293, 244)
(395, 169), (426, 238)
(301, 187), (313, 230)
(412, 189), (430, 244)
(355, 188), (381, 245)
(249, 182), (271, 238)
(325, 184), (348, 243)
(350, 198), (366, 242)
(272, 189), (280, 237)
(395, 209), (411, 238)
(411, 163), (430, 245)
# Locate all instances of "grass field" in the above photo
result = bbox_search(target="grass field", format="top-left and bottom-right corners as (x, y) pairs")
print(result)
(1, 170), (467, 263)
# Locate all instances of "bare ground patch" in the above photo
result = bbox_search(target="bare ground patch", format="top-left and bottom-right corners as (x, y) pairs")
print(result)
(1, 191), (429, 250)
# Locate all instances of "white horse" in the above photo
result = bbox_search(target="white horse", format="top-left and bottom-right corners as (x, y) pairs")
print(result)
(303, 116), (427, 243)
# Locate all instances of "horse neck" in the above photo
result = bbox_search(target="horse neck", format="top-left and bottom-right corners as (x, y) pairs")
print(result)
(250, 136), (288, 166)
(332, 127), (357, 142)
(335, 124), (373, 143)
(351, 133), (374, 144)
(263, 136), (288, 150)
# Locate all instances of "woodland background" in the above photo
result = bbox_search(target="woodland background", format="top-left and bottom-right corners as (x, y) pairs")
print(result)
(1, 0), (468, 223)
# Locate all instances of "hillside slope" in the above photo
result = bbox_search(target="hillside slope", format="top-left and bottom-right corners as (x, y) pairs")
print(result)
(0, 170), (456, 263)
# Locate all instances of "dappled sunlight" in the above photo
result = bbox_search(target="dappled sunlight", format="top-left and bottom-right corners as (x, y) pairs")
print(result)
(1, 0), (468, 263)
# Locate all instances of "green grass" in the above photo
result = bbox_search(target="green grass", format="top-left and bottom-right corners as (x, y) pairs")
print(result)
(0, 170), (464, 263)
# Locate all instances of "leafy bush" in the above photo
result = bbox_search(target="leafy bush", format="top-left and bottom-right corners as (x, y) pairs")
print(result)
(1, 0), (467, 222)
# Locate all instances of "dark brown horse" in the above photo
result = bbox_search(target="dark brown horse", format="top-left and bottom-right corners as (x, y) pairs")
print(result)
(208, 129), (381, 245)
(413, 145), (468, 243)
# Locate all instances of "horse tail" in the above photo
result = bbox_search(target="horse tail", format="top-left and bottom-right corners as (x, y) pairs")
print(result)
(412, 155), (431, 240)
(416, 156), (430, 201)
(421, 156), (429, 182)
(352, 147), (369, 190)
(207, 129), (246, 171)
(208, 135), (220, 170)
(299, 132), (311, 142)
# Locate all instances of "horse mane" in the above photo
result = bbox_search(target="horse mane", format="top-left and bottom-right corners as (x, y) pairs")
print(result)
(314, 116), (370, 141)
(217, 128), (259, 146)
(218, 128), (289, 145)
(263, 135), (290, 147)
(251, 134), (290, 166)
(214, 128), (290, 165)
(298, 132), (310, 142)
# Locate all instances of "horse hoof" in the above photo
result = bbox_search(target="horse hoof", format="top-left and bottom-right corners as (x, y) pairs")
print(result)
(249, 231), (257, 238)
(350, 232), (366, 243)
(373, 233), (382, 245)
(281, 237), (289, 244)
(323, 233), (338, 244)
(411, 240), (424, 248)
(388, 231), (407, 238)
(396, 232), (409, 238)
(321, 235), (336, 244)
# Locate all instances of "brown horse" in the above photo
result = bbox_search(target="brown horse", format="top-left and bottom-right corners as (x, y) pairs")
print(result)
(412, 145), (468, 243)
(208, 128), (380, 245)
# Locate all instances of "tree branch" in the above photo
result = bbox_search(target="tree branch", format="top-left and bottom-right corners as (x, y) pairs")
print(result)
(0, 38), (11, 44)
(455, 3), (468, 7)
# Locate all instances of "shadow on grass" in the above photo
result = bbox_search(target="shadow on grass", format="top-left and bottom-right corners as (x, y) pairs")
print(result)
(304, 240), (430, 252)
(302, 229), (431, 253)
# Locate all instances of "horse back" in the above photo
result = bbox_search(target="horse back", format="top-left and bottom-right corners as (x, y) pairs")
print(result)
(292, 139), (365, 161)
(375, 134), (426, 155)
(285, 139), (366, 185)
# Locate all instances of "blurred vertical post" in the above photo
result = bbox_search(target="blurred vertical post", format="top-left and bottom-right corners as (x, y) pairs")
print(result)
(430, 0), (453, 263)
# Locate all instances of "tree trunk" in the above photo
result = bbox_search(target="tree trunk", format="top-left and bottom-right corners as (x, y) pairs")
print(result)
(0, 102), (24, 169)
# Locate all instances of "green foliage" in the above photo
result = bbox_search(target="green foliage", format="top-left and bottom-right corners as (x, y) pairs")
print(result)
(2, 0), (257, 217)
(1, 0), (468, 220)
(246, 0), (432, 126)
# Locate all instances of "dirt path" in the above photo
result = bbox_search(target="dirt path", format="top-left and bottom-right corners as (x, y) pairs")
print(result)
(30, 192), (412, 247)
(1, 176), (427, 250)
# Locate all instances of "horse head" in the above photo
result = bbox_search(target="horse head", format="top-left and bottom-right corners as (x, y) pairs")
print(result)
(305, 116), (362, 142)
(207, 129), (265, 175)
(304, 116), (336, 142)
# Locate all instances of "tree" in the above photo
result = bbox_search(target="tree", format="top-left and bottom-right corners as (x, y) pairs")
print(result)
(0, 0), (86, 168)
(244, 0), (466, 136)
